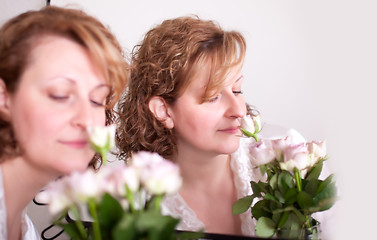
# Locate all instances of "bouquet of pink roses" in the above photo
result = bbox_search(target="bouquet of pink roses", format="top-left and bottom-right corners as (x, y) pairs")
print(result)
(38, 125), (194, 240)
(233, 115), (337, 239)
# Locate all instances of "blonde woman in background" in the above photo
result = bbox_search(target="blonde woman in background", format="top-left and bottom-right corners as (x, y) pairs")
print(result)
(0, 6), (128, 239)
(116, 16), (257, 236)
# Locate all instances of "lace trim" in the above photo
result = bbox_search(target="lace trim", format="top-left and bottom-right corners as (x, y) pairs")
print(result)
(161, 193), (205, 231)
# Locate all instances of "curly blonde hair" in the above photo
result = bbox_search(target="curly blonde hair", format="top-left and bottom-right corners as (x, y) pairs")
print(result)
(116, 16), (246, 160)
(0, 6), (129, 165)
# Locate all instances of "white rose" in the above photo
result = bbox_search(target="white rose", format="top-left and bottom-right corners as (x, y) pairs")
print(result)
(240, 114), (261, 135)
(307, 140), (327, 167)
(87, 124), (116, 150)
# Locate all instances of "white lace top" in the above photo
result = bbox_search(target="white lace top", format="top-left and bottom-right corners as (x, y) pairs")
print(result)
(161, 125), (309, 236)
(0, 166), (41, 240)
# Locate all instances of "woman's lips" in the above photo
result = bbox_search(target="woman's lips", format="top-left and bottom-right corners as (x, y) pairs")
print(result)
(59, 140), (88, 149)
(219, 127), (240, 134)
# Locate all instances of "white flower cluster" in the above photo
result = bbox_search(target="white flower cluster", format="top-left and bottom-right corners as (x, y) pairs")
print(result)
(248, 137), (327, 176)
(239, 115), (327, 176)
(38, 151), (182, 216)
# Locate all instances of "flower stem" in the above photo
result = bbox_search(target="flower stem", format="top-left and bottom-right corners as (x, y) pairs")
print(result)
(294, 168), (302, 192)
(88, 198), (102, 240)
(70, 206), (88, 239)
(101, 150), (107, 165)
(251, 134), (259, 142)
(126, 187), (136, 214)
(154, 195), (162, 212)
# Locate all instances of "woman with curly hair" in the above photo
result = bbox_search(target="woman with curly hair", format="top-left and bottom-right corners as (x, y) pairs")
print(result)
(0, 6), (128, 239)
(116, 16), (259, 236)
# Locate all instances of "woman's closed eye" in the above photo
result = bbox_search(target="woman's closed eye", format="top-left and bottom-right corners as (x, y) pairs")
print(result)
(89, 85), (110, 107)
(233, 90), (243, 96)
(90, 98), (106, 107)
(208, 95), (220, 102)
(49, 94), (69, 101)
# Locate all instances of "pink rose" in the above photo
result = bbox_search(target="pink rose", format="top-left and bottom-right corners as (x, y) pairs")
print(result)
(249, 139), (276, 166)
(280, 143), (310, 172)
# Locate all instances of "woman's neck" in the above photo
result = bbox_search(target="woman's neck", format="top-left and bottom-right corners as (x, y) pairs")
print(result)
(2, 156), (56, 237)
(172, 146), (242, 235)
(172, 146), (232, 192)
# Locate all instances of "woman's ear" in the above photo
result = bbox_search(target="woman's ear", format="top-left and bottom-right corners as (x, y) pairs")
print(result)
(148, 96), (174, 129)
(0, 78), (10, 120)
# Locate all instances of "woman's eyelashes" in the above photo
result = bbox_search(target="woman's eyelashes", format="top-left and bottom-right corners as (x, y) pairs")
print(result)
(89, 85), (110, 107)
(207, 90), (243, 103)
(90, 98), (106, 107)
(49, 94), (69, 101)
(49, 93), (106, 107)
(233, 90), (243, 96)
(208, 95), (220, 102)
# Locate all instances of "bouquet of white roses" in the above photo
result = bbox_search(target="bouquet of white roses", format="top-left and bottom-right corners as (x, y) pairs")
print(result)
(38, 125), (191, 240)
(233, 115), (337, 239)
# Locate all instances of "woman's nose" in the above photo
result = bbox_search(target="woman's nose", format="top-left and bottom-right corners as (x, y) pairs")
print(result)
(225, 93), (246, 119)
(71, 101), (93, 129)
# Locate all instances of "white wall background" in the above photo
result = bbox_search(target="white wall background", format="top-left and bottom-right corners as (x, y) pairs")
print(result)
(2, 0), (377, 239)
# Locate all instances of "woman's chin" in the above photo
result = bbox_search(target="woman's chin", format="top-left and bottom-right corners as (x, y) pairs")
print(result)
(57, 162), (90, 176)
(219, 141), (240, 154)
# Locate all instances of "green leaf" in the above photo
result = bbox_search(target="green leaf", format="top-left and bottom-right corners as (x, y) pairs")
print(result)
(264, 193), (278, 202)
(277, 171), (294, 194)
(272, 212), (281, 225)
(252, 200), (272, 219)
(112, 214), (137, 240)
(313, 179), (337, 212)
(316, 174), (335, 195)
(61, 222), (85, 240)
(255, 217), (276, 238)
(157, 217), (180, 240)
(260, 164), (267, 176)
(284, 188), (298, 205)
(290, 207), (307, 223)
(297, 191), (314, 210)
(136, 211), (173, 231)
(281, 212), (301, 230)
(136, 211), (180, 240)
(277, 213), (302, 239)
(250, 181), (263, 197)
(277, 211), (290, 229)
(256, 181), (271, 195)
(274, 189), (285, 203)
(99, 193), (123, 230)
(269, 173), (278, 189)
(232, 195), (255, 215)
(306, 159), (324, 180)
(303, 178), (319, 196)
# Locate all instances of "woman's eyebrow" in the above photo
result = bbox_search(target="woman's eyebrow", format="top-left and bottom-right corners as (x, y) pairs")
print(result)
(235, 75), (244, 83)
(93, 83), (110, 90)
